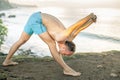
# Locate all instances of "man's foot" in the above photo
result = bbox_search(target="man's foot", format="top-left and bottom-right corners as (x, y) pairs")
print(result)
(63, 70), (81, 76)
(2, 60), (18, 66)
(91, 14), (97, 22)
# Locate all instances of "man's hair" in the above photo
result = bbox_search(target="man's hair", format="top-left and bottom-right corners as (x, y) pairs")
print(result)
(65, 41), (76, 52)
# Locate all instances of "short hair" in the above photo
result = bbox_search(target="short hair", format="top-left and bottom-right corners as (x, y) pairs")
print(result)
(65, 41), (76, 52)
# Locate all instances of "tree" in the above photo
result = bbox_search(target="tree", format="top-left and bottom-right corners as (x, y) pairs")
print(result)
(0, 19), (8, 50)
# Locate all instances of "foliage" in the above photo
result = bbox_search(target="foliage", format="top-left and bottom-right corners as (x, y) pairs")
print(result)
(17, 49), (35, 56)
(0, 19), (8, 49)
(0, 73), (7, 80)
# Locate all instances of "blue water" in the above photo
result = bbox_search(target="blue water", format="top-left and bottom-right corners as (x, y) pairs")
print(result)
(0, 7), (120, 56)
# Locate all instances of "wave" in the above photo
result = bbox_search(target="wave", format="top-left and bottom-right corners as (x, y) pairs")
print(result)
(79, 32), (120, 44)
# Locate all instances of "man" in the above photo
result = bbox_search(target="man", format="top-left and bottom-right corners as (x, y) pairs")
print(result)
(2, 12), (97, 76)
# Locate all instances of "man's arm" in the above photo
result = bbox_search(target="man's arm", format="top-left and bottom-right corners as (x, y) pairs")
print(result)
(48, 43), (80, 76)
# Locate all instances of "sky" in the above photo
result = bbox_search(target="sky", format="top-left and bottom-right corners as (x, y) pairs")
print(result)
(8, 0), (120, 8)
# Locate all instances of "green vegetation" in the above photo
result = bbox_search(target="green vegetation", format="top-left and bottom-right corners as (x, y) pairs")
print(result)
(0, 19), (8, 49)
(0, 73), (7, 80)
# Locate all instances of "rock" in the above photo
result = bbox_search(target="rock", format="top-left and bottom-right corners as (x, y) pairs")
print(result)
(0, 52), (6, 56)
(97, 65), (103, 68)
(0, 0), (13, 10)
(110, 73), (118, 77)
(8, 15), (16, 18)
(0, 13), (5, 18)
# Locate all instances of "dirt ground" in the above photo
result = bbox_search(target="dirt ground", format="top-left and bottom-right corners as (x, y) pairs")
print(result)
(0, 50), (120, 80)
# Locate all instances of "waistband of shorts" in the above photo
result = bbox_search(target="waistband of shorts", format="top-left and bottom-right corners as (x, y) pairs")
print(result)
(32, 11), (42, 23)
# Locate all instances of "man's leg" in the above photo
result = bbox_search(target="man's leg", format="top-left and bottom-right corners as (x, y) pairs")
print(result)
(64, 13), (96, 38)
(2, 32), (31, 66)
(68, 19), (94, 41)
(39, 32), (80, 76)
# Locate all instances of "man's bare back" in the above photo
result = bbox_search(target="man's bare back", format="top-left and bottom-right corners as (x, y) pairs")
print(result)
(41, 13), (68, 42)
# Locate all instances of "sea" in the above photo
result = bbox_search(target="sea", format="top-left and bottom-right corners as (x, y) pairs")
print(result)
(0, 6), (120, 57)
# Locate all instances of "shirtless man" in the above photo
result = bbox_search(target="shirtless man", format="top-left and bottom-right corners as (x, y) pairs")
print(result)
(2, 12), (97, 76)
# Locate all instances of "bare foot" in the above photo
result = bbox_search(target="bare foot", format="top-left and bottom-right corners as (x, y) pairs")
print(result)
(63, 70), (81, 76)
(91, 14), (97, 22)
(2, 60), (18, 66)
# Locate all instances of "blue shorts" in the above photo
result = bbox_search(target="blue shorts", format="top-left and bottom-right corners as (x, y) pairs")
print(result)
(24, 12), (47, 35)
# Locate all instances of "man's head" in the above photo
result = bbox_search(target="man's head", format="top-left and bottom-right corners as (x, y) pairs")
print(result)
(58, 41), (76, 56)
